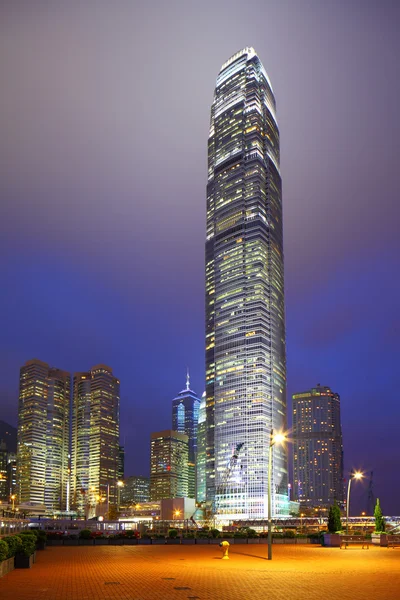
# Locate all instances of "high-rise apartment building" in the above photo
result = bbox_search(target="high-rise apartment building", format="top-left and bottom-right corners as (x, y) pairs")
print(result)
(17, 359), (70, 511)
(292, 385), (344, 508)
(150, 430), (188, 500)
(196, 392), (207, 503)
(71, 365), (120, 515)
(171, 373), (200, 498)
(205, 48), (287, 519)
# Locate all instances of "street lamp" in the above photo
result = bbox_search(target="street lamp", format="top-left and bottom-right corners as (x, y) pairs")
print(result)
(174, 509), (181, 520)
(268, 430), (287, 560)
(117, 481), (124, 512)
(300, 513), (305, 533)
(11, 494), (16, 511)
(346, 471), (363, 534)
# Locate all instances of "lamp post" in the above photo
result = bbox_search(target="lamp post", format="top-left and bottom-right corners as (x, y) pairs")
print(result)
(117, 481), (124, 512)
(300, 513), (305, 533)
(11, 494), (16, 511)
(267, 430), (286, 560)
(346, 471), (363, 534)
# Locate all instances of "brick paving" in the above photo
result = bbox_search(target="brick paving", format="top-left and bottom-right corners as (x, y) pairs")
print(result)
(1, 544), (399, 600)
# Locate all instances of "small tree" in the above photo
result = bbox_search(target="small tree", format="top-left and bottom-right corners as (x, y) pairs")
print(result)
(327, 502), (342, 533)
(374, 498), (386, 533)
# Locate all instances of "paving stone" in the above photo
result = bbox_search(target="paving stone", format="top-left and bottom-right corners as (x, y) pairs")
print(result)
(0, 544), (399, 599)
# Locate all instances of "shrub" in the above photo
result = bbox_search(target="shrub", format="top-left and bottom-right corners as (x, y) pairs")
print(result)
(168, 529), (178, 539)
(374, 498), (386, 533)
(327, 502), (342, 533)
(79, 529), (92, 540)
(284, 529), (296, 538)
(197, 531), (210, 539)
(233, 531), (247, 538)
(246, 528), (258, 538)
(3, 535), (23, 557)
(19, 530), (38, 538)
(210, 528), (220, 538)
(36, 530), (47, 543)
(183, 532), (195, 539)
(17, 534), (36, 557)
(47, 531), (63, 540)
(124, 530), (137, 538)
(0, 540), (9, 562)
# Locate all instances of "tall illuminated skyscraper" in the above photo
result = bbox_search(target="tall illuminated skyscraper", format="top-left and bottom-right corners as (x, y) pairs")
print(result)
(71, 365), (120, 515)
(17, 359), (70, 511)
(205, 48), (287, 519)
(196, 392), (207, 503)
(171, 372), (200, 498)
(292, 385), (344, 508)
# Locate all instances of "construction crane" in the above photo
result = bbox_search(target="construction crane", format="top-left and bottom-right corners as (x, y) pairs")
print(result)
(190, 442), (244, 526)
(366, 471), (375, 515)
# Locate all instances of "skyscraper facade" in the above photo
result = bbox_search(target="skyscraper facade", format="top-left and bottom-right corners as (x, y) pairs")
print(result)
(17, 359), (70, 511)
(120, 475), (150, 507)
(71, 365), (120, 515)
(150, 430), (189, 500)
(171, 373), (200, 498)
(196, 392), (207, 503)
(292, 385), (344, 508)
(205, 48), (287, 519)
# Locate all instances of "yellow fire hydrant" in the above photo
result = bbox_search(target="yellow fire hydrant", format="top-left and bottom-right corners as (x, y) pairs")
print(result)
(219, 540), (230, 559)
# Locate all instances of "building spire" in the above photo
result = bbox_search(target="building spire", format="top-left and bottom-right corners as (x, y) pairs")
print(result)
(186, 367), (190, 390)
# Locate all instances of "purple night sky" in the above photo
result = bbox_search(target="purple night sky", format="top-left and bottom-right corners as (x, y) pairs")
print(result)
(1, 1), (399, 514)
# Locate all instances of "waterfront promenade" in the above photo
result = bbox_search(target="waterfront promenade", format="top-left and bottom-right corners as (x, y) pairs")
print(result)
(1, 544), (399, 600)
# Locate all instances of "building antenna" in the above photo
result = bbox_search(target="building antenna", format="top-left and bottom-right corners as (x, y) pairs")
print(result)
(186, 367), (190, 390)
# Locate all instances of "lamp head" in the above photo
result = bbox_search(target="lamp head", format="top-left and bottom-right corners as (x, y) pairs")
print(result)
(272, 432), (286, 445)
(353, 471), (363, 480)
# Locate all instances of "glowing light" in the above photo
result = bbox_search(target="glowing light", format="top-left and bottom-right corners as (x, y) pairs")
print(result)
(353, 471), (363, 480)
(272, 432), (286, 445)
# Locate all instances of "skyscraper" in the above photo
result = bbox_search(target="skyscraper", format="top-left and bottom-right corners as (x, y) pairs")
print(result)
(171, 372), (200, 498)
(150, 430), (189, 500)
(71, 365), (120, 515)
(292, 385), (344, 508)
(17, 359), (70, 511)
(120, 475), (150, 507)
(196, 392), (207, 503)
(205, 48), (287, 519)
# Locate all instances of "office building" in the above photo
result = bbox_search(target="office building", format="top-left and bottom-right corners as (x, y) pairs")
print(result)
(150, 430), (188, 500)
(17, 359), (70, 511)
(0, 441), (7, 501)
(120, 475), (150, 507)
(292, 385), (344, 508)
(72, 365), (120, 515)
(205, 48), (288, 518)
(196, 392), (207, 503)
(118, 446), (125, 481)
(0, 421), (17, 453)
(171, 372), (200, 498)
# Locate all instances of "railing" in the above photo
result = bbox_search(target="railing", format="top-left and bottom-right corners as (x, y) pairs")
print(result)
(0, 518), (30, 537)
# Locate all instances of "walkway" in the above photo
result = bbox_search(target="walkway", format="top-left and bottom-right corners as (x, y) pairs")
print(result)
(1, 544), (399, 599)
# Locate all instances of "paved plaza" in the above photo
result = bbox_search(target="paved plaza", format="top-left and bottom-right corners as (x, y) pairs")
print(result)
(1, 544), (399, 600)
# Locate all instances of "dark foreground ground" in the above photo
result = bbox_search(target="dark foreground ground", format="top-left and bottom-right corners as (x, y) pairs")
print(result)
(1, 544), (399, 600)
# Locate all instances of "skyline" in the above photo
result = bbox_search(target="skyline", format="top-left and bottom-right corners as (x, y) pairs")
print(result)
(1, 0), (400, 514)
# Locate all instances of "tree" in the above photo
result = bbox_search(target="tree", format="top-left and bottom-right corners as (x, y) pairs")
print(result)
(374, 498), (386, 533)
(327, 502), (342, 533)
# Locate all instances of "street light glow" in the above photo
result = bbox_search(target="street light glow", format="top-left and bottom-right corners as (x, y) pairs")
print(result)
(353, 471), (363, 480)
(117, 480), (124, 487)
(272, 432), (287, 445)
